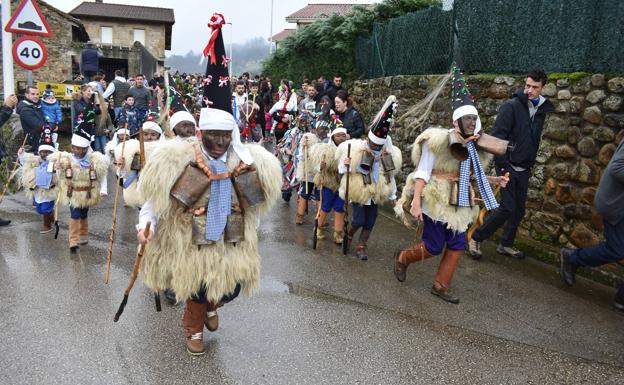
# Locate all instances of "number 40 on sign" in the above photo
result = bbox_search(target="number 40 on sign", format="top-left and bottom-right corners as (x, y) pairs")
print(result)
(12, 36), (48, 70)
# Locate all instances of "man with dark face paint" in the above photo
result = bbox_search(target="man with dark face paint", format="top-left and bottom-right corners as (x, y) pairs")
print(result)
(135, 107), (281, 356)
(393, 66), (508, 304)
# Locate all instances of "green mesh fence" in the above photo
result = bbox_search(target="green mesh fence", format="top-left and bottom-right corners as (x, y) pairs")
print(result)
(355, 7), (452, 78)
(355, 0), (624, 77)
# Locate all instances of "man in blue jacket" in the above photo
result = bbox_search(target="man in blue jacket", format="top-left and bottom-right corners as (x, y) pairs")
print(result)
(560, 139), (624, 312)
(469, 69), (554, 259)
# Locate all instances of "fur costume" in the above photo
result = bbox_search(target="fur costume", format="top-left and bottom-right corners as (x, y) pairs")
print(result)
(114, 139), (162, 208)
(309, 140), (341, 191)
(138, 139), (281, 303)
(49, 151), (109, 208)
(335, 138), (402, 205)
(395, 127), (492, 233)
(18, 153), (59, 202)
(294, 132), (320, 181)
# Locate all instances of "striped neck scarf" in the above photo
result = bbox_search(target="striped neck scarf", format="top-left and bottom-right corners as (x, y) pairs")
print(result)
(458, 142), (498, 211)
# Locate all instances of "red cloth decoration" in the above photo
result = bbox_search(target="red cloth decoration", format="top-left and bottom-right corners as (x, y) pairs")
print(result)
(202, 13), (226, 65)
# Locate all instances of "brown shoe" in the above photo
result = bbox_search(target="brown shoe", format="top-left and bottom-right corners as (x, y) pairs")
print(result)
(430, 284), (460, 304)
(204, 310), (219, 332)
(333, 230), (343, 244)
(295, 214), (304, 225)
(183, 300), (207, 355)
(393, 250), (407, 282)
(40, 213), (53, 234)
(68, 218), (80, 249)
(78, 218), (89, 245)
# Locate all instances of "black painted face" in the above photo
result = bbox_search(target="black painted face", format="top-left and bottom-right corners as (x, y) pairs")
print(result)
(200, 130), (232, 159)
(459, 114), (478, 137)
(71, 145), (88, 158)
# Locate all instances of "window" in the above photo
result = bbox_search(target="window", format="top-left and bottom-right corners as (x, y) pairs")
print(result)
(133, 29), (145, 45)
(101, 26), (113, 44)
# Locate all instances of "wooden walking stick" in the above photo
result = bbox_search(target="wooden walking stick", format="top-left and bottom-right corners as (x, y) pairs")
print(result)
(467, 172), (510, 241)
(104, 128), (128, 284)
(0, 134), (29, 205)
(342, 143), (351, 255)
(114, 221), (151, 322)
(313, 155), (325, 250)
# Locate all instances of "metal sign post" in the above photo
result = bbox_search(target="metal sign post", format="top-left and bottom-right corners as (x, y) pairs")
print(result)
(1, 0), (15, 97)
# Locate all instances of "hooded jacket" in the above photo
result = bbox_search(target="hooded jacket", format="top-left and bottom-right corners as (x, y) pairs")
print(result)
(491, 89), (554, 170)
(17, 99), (46, 152)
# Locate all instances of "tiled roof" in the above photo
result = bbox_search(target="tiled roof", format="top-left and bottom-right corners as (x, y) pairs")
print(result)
(69, 2), (175, 24)
(286, 3), (364, 20)
(271, 29), (296, 42)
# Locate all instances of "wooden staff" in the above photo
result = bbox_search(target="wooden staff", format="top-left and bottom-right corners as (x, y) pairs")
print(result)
(313, 155), (325, 250)
(342, 143), (351, 255)
(467, 172), (510, 241)
(0, 134), (29, 205)
(303, 138), (309, 195)
(104, 128), (128, 284)
(113, 222), (151, 322)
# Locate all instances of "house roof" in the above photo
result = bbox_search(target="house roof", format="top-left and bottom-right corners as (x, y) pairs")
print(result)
(271, 29), (296, 42)
(39, 0), (90, 42)
(69, 2), (175, 50)
(69, 2), (175, 24)
(285, 3), (365, 21)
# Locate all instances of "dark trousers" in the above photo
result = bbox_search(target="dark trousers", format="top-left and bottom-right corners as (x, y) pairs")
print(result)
(472, 166), (530, 247)
(569, 218), (624, 303)
(192, 283), (241, 304)
(70, 206), (89, 219)
(352, 203), (378, 231)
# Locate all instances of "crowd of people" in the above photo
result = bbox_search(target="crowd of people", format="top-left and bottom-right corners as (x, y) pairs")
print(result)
(0, 18), (622, 357)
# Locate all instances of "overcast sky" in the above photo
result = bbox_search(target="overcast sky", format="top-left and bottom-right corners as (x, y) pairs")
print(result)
(44, 0), (376, 55)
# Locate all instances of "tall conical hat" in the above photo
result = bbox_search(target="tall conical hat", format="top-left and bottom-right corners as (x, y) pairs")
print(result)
(201, 13), (231, 112)
(451, 64), (481, 134)
(367, 95), (397, 145)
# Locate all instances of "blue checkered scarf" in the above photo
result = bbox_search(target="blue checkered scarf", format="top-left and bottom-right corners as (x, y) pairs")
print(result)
(205, 160), (232, 241)
(458, 142), (498, 211)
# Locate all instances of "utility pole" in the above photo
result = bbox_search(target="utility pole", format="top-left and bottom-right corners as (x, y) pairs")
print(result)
(2, 0), (15, 97)
(269, 0), (274, 54)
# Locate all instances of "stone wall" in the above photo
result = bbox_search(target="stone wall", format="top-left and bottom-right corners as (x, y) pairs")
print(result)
(79, 18), (166, 61)
(0, 0), (84, 87)
(351, 73), (624, 282)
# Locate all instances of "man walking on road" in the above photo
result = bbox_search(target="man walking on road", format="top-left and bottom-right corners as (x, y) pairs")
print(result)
(560, 139), (624, 312)
(128, 74), (151, 124)
(469, 69), (554, 259)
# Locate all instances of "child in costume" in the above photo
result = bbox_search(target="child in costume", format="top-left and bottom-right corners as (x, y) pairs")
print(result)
(337, 96), (403, 261)
(308, 124), (349, 243)
(18, 131), (58, 234)
(49, 131), (109, 252)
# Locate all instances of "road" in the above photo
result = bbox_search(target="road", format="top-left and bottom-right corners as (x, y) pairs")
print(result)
(0, 171), (623, 385)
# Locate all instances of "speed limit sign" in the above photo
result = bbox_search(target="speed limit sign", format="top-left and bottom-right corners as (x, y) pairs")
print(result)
(12, 36), (48, 70)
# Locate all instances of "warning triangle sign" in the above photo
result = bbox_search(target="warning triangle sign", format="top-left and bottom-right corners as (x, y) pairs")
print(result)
(4, 0), (54, 37)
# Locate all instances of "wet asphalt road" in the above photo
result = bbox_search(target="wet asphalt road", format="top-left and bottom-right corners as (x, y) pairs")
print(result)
(1, 170), (623, 385)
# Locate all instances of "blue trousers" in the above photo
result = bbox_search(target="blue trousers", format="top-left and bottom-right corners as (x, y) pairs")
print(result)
(569, 218), (624, 303)
(321, 187), (345, 213)
(422, 215), (467, 255)
(92, 135), (108, 154)
(70, 206), (89, 219)
(352, 203), (377, 231)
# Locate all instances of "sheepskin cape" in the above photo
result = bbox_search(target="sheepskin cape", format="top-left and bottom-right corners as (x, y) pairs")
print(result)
(294, 132), (320, 182)
(335, 139), (402, 205)
(48, 151), (109, 208)
(396, 127), (492, 233)
(309, 140), (341, 191)
(138, 140), (281, 303)
(114, 139), (161, 208)
(19, 153), (59, 202)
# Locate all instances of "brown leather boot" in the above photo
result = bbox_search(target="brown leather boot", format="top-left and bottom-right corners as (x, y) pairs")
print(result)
(356, 229), (371, 261)
(183, 300), (207, 355)
(333, 212), (345, 244)
(316, 211), (327, 239)
(79, 218), (89, 245)
(431, 249), (463, 304)
(68, 219), (80, 252)
(345, 225), (358, 251)
(295, 197), (307, 225)
(204, 302), (221, 332)
(40, 213), (53, 234)
(394, 241), (434, 282)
